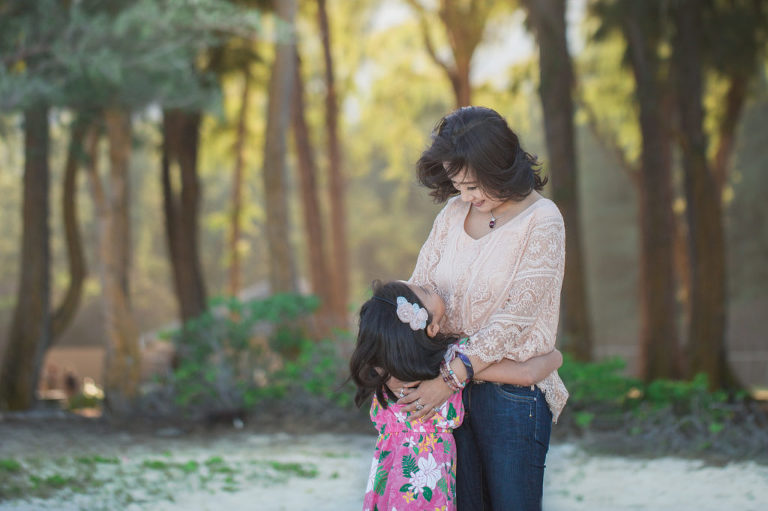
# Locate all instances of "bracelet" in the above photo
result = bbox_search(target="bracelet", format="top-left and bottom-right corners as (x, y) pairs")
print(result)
(441, 359), (468, 392)
(456, 351), (474, 381)
(440, 360), (462, 393)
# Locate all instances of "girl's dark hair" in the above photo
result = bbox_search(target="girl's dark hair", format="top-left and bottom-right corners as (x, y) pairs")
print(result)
(349, 281), (456, 409)
(417, 106), (547, 203)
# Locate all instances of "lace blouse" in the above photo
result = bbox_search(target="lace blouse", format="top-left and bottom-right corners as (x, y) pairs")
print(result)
(409, 196), (569, 422)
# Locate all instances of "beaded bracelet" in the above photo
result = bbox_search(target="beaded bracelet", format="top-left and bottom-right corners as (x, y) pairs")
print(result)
(440, 360), (463, 393)
(440, 359), (469, 392)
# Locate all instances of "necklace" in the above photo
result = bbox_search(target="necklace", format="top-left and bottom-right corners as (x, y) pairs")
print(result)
(489, 205), (510, 229)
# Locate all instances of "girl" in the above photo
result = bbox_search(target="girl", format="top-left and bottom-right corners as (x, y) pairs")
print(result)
(350, 280), (562, 511)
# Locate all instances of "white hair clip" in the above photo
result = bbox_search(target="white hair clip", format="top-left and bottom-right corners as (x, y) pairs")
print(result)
(396, 296), (428, 331)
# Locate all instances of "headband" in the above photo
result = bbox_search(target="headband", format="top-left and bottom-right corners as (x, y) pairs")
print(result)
(372, 295), (428, 331)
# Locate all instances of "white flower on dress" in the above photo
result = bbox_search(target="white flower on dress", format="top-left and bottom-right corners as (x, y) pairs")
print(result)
(365, 456), (378, 493)
(409, 453), (441, 490)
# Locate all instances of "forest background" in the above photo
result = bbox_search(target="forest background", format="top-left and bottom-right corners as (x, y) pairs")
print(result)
(0, 0), (766, 428)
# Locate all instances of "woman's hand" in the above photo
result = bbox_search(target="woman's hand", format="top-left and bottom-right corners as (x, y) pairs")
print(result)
(397, 375), (454, 422)
(386, 376), (421, 398)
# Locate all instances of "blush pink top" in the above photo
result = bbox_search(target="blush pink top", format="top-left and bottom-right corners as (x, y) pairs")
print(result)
(409, 196), (569, 421)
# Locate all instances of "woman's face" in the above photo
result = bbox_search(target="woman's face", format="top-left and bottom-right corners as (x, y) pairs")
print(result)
(446, 165), (506, 214)
(407, 282), (446, 327)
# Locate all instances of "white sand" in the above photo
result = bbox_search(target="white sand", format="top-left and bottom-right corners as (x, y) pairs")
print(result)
(1, 433), (766, 511)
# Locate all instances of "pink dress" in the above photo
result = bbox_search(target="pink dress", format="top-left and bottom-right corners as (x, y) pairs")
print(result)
(362, 391), (464, 511)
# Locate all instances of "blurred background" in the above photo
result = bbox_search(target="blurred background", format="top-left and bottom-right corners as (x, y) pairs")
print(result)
(0, 0), (766, 420)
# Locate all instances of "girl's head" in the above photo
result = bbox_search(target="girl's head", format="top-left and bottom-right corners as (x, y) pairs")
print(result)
(416, 106), (547, 206)
(349, 280), (453, 408)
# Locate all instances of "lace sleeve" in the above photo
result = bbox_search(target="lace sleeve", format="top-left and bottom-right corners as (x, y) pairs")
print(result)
(409, 201), (452, 286)
(463, 218), (565, 363)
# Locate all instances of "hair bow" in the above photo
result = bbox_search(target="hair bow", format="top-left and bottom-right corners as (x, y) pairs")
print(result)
(396, 296), (428, 331)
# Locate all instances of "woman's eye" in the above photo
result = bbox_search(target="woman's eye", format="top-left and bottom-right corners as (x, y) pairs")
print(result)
(467, 186), (477, 191)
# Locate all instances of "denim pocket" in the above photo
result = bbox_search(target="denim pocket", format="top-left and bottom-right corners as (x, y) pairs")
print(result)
(494, 384), (536, 418)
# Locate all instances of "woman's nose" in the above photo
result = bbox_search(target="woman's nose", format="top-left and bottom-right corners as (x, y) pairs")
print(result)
(460, 190), (475, 202)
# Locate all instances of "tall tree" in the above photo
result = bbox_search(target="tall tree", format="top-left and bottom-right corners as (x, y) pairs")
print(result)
(291, 47), (333, 331)
(592, 0), (681, 380)
(522, 0), (593, 361)
(406, 0), (495, 107)
(0, 105), (51, 410)
(262, 0), (298, 293)
(87, 108), (142, 415)
(52, 113), (89, 339)
(227, 69), (252, 297)
(162, 108), (208, 321)
(317, 0), (348, 323)
(670, 0), (732, 388)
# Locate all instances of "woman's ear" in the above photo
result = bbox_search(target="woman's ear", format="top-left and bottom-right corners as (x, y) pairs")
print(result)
(426, 321), (440, 338)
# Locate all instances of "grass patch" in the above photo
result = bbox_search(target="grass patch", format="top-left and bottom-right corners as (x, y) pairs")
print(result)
(267, 461), (318, 478)
(0, 459), (22, 473)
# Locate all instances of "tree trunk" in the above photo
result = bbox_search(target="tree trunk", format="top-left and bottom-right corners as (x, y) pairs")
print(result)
(228, 71), (251, 297)
(263, 0), (298, 294)
(713, 72), (748, 196)
(52, 114), (89, 340)
(291, 47), (334, 334)
(623, 13), (681, 381)
(522, 0), (593, 361)
(317, 0), (349, 322)
(88, 108), (141, 417)
(671, 1), (734, 389)
(406, 0), (492, 108)
(0, 105), (51, 410)
(162, 109), (208, 322)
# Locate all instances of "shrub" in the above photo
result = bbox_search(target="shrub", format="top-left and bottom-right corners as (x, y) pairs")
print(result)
(161, 293), (321, 418)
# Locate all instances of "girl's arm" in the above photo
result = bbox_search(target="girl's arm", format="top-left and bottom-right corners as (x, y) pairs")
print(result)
(474, 349), (562, 386)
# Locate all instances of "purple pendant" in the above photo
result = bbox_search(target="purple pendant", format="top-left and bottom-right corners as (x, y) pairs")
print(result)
(489, 219), (496, 228)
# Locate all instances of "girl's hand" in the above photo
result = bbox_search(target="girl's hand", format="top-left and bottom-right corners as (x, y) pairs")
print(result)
(397, 376), (454, 422)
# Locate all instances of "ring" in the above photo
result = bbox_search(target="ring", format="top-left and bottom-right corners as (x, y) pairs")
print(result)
(432, 407), (440, 413)
(399, 388), (405, 399)
(416, 404), (424, 411)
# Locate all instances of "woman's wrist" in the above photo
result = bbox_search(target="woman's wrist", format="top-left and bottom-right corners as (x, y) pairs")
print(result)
(450, 357), (468, 382)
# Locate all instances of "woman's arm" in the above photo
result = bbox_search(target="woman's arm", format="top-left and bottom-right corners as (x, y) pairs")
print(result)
(474, 349), (562, 386)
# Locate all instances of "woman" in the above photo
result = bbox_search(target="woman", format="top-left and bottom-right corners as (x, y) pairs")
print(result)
(398, 106), (568, 511)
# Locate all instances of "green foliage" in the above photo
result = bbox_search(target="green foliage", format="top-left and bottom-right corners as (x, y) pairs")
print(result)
(273, 337), (356, 408)
(67, 392), (103, 411)
(560, 354), (738, 426)
(0, 459), (21, 473)
(165, 292), (320, 416)
(0, 0), (263, 111)
(268, 461), (318, 479)
(559, 354), (641, 407)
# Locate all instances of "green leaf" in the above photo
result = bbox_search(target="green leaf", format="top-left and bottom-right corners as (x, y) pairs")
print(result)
(378, 450), (391, 463)
(708, 421), (724, 434)
(374, 466), (389, 496)
(401, 454), (418, 478)
(446, 403), (457, 421)
(423, 487), (433, 502)
(437, 477), (449, 496)
(399, 483), (411, 493)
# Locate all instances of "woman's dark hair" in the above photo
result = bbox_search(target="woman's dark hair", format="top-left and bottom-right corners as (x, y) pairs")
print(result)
(349, 281), (456, 409)
(417, 106), (547, 203)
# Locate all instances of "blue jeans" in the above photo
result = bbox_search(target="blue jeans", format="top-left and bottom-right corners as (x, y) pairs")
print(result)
(455, 382), (552, 511)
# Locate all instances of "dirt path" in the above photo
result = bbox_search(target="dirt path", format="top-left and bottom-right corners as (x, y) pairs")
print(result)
(1, 422), (766, 510)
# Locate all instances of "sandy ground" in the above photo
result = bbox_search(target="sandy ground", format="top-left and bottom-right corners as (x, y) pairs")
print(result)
(1, 424), (767, 511)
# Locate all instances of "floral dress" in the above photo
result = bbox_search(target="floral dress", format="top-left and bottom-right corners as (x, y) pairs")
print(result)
(362, 389), (464, 511)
